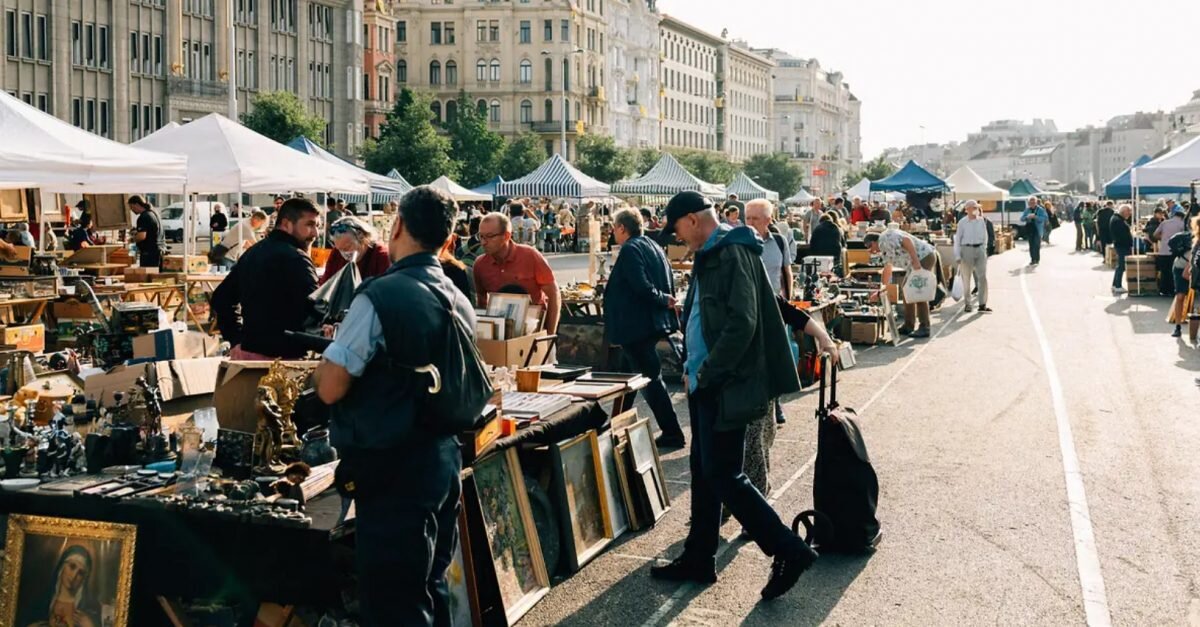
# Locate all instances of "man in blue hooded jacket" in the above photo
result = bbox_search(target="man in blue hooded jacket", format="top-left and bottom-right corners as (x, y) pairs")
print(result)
(649, 191), (817, 601)
(1020, 197), (1048, 266)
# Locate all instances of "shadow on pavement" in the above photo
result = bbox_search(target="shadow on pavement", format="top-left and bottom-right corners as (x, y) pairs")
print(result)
(740, 551), (873, 626)
(1104, 296), (1178, 335)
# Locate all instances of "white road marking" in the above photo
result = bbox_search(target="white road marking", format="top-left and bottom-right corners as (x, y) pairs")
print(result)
(1020, 271), (1112, 627)
(640, 305), (965, 627)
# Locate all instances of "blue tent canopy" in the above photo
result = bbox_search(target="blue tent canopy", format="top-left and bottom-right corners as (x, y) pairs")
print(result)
(287, 136), (410, 205)
(470, 175), (505, 196)
(1103, 155), (1187, 199)
(870, 160), (948, 193)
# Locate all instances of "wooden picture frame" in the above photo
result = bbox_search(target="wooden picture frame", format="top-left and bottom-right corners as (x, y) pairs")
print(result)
(471, 448), (549, 625)
(624, 419), (671, 525)
(596, 428), (630, 538)
(486, 293), (531, 336)
(0, 189), (27, 221)
(551, 431), (614, 572)
(84, 194), (132, 229)
(448, 472), (482, 627)
(1, 514), (138, 627)
(612, 440), (644, 531)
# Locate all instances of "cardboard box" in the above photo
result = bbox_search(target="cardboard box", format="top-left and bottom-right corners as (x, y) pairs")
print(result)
(850, 321), (879, 345)
(666, 245), (690, 262)
(0, 245), (32, 276)
(82, 357), (224, 407)
(52, 299), (98, 320)
(2, 323), (45, 353)
(477, 330), (553, 369)
(846, 249), (873, 267)
(162, 255), (209, 274)
(132, 328), (218, 361)
(212, 361), (316, 433)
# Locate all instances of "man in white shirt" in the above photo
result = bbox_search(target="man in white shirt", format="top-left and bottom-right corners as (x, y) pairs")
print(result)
(954, 201), (991, 313)
(222, 209), (268, 265)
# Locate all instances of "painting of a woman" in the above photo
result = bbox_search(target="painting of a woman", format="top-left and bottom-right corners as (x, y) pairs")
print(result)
(23, 545), (102, 627)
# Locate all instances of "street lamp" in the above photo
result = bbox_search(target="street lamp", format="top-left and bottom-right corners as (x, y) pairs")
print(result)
(541, 47), (585, 159)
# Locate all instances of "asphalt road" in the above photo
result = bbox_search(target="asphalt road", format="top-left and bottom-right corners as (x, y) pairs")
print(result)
(520, 228), (1200, 626)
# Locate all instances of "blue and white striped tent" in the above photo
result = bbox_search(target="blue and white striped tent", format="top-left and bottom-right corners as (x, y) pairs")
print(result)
(726, 171), (779, 202)
(497, 154), (610, 198)
(286, 136), (410, 205)
(385, 168), (415, 194)
(611, 152), (725, 197)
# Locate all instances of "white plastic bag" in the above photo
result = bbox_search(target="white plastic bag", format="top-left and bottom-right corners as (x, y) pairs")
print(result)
(950, 273), (964, 302)
(903, 269), (937, 303)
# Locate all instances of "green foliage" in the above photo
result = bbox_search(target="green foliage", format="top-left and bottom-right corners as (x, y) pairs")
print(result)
(241, 91), (327, 147)
(742, 153), (804, 197)
(668, 149), (736, 186)
(362, 88), (457, 184)
(843, 155), (897, 188)
(633, 148), (661, 176)
(575, 134), (636, 183)
(445, 90), (505, 188)
(499, 133), (547, 181)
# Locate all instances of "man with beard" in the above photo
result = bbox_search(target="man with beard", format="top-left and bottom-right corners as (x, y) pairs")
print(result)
(212, 197), (321, 360)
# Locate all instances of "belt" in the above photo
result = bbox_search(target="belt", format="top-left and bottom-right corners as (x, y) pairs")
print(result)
(962, 243), (983, 247)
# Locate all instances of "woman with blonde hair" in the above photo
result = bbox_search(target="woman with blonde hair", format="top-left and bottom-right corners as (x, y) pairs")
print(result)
(438, 233), (475, 303)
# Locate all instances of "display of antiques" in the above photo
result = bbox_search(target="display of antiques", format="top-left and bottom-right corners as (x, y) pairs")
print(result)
(79, 370), (179, 474)
(252, 361), (305, 475)
(550, 431), (615, 572)
(71, 279), (169, 368)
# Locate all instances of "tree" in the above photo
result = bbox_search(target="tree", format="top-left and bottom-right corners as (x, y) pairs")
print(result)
(576, 134), (635, 183)
(669, 149), (736, 186)
(742, 153), (805, 198)
(445, 91), (504, 188)
(241, 91), (328, 146)
(843, 155), (897, 188)
(499, 133), (547, 181)
(361, 88), (457, 184)
(633, 148), (661, 176)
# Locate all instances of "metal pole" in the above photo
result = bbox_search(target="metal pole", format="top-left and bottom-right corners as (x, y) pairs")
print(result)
(561, 54), (568, 159)
(227, 0), (237, 121)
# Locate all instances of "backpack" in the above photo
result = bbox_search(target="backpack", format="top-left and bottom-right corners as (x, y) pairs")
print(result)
(1168, 230), (1193, 258)
(800, 356), (881, 553)
(399, 272), (494, 436)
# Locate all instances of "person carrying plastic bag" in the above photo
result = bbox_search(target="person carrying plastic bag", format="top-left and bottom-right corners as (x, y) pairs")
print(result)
(864, 226), (942, 339)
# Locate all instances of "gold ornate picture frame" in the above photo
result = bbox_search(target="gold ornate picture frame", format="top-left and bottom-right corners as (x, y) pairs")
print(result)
(1, 514), (138, 627)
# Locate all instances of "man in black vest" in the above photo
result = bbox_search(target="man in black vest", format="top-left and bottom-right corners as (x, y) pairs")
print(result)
(315, 186), (471, 627)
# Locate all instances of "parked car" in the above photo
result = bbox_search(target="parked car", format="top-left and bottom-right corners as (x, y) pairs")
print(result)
(161, 201), (223, 243)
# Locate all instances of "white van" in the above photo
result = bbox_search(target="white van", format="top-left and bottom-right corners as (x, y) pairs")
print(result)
(161, 201), (223, 243)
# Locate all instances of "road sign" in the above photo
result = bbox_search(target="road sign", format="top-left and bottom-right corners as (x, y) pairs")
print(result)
(812, 168), (828, 177)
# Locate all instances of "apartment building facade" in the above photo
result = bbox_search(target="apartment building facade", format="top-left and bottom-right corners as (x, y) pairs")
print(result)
(658, 14), (720, 155)
(722, 41), (772, 162)
(1, 0), (364, 158)
(388, 0), (607, 160)
(606, 0), (660, 149)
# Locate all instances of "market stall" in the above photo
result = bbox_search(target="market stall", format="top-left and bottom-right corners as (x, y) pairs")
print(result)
(725, 172), (780, 202)
(610, 153), (725, 199)
(428, 176), (492, 204)
(286, 136), (411, 208)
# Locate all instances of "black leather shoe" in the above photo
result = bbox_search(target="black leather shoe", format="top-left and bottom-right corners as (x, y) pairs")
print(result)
(898, 326), (914, 336)
(978, 305), (992, 313)
(655, 433), (686, 450)
(650, 555), (717, 584)
(760, 541), (818, 600)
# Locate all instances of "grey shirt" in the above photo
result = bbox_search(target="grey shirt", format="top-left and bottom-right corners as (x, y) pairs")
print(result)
(760, 232), (787, 296)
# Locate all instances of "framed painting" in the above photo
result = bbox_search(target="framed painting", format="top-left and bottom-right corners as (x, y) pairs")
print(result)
(551, 431), (614, 572)
(612, 440), (643, 531)
(595, 428), (630, 538)
(447, 477), (482, 627)
(625, 419), (671, 525)
(471, 448), (549, 625)
(84, 194), (132, 229)
(1, 514), (137, 627)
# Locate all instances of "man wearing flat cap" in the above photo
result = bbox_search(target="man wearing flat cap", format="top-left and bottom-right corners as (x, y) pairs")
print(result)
(650, 190), (817, 601)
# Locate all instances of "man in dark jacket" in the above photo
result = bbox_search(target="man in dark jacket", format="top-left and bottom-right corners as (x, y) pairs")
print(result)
(649, 191), (817, 600)
(314, 186), (470, 627)
(212, 198), (321, 359)
(605, 208), (684, 448)
(1096, 201), (1116, 253)
(1110, 204), (1134, 294)
(808, 214), (846, 274)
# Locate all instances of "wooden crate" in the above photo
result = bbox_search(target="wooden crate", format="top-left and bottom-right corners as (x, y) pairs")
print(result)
(1105, 245), (1116, 268)
(850, 321), (879, 345)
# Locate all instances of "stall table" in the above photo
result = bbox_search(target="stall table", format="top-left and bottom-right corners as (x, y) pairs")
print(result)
(0, 295), (53, 325)
(183, 274), (226, 335)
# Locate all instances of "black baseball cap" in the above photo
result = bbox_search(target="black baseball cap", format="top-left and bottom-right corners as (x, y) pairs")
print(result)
(661, 191), (713, 239)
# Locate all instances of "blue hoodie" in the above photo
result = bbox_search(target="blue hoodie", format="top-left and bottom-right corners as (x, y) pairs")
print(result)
(684, 225), (764, 392)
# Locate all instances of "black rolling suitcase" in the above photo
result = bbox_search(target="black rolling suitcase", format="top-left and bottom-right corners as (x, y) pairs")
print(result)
(794, 355), (882, 554)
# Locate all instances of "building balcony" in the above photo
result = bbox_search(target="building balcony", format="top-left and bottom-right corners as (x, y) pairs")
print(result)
(168, 76), (228, 98)
(587, 86), (606, 101)
(527, 120), (587, 134)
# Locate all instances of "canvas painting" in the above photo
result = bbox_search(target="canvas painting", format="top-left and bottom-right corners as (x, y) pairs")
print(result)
(1, 514), (137, 627)
(596, 429), (630, 537)
(446, 508), (478, 627)
(553, 431), (613, 571)
(471, 449), (548, 623)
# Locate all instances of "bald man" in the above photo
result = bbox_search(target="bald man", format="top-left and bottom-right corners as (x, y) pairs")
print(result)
(745, 200), (793, 300)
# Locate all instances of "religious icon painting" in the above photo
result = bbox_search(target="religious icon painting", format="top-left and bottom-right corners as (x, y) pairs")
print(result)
(1, 514), (137, 627)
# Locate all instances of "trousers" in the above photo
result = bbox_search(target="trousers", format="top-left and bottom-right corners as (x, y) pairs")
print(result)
(1028, 230), (1042, 264)
(1075, 222), (1084, 250)
(958, 246), (988, 308)
(620, 337), (683, 438)
(902, 253), (938, 330)
(354, 438), (462, 627)
(743, 411), (777, 497)
(684, 388), (794, 559)
(1156, 255), (1176, 296)
(1113, 246), (1131, 289)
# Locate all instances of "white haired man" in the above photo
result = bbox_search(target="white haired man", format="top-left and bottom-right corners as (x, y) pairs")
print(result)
(954, 201), (991, 313)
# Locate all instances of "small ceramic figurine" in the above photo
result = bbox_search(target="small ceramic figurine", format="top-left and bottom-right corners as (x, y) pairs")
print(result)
(271, 461), (312, 509)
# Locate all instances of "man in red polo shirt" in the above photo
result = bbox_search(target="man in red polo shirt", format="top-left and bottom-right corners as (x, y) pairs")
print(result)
(474, 212), (562, 333)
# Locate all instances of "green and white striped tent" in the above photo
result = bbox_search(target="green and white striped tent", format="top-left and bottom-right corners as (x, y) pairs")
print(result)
(726, 171), (779, 202)
(497, 154), (610, 198)
(611, 153), (725, 197)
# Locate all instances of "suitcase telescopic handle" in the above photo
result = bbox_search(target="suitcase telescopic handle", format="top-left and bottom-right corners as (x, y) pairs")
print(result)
(818, 353), (838, 413)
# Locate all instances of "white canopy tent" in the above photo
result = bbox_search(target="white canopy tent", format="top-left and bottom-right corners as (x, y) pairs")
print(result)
(427, 176), (491, 202)
(1133, 136), (1200, 189)
(134, 113), (370, 260)
(846, 177), (872, 199)
(0, 90), (188, 194)
(784, 188), (816, 205)
(945, 166), (1008, 201)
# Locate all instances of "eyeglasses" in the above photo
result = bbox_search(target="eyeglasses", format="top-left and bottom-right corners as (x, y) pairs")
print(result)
(479, 231), (505, 241)
(329, 222), (362, 237)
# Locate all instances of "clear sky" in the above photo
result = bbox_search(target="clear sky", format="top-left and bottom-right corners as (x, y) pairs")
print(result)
(658, 0), (1200, 159)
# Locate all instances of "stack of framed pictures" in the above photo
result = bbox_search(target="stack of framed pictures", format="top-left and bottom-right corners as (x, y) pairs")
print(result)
(611, 418), (671, 531)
